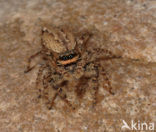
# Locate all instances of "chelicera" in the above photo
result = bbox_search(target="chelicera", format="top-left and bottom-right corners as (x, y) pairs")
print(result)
(25, 24), (121, 110)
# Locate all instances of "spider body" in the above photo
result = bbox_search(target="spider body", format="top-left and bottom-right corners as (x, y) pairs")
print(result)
(41, 26), (82, 66)
(25, 25), (120, 110)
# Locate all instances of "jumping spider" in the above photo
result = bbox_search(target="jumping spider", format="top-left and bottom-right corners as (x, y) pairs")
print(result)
(25, 25), (121, 110)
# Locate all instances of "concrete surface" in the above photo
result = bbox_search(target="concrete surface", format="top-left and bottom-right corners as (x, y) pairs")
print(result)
(0, 0), (156, 132)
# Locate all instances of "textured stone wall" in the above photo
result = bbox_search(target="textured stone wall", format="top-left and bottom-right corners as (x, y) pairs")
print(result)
(0, 0), (155, 132)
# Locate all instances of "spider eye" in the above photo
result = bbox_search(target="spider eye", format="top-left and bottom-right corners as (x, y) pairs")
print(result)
(63, 56), (68, 60)
(59, 53), (77, 61)
(69, 54), (73, 59)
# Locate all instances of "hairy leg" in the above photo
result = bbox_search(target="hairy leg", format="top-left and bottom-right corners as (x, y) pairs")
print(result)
(94, 48), (121, 62)
(88, 64), (114, 108)
(91, 65), (100, 106)
(75, 31), (92, 55)
(79, 62), (100, 106)
(101, 67), (114, 95)
(48, 93), (58, 110)
(36, 64), (47, 98)
(41, 67), (55, 109)
(24, 50), (42, 73)
(56, 81), (75, 109)
(58, 90), (74, 109)
(91, 76), (99, 106)
(48, 87), (74, 110)
(42, 76), (74, 110)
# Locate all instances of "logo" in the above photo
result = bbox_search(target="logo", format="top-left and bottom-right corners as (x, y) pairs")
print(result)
(122, 120), (155, 131)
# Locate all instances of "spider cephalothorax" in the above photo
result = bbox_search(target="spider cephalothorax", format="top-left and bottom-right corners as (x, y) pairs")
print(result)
(25, 24), (120, 110)
(41, 26), (90, 67)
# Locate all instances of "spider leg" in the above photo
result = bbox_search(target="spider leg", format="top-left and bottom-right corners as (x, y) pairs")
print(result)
(85, 48), (121, 63)
(24, 50), (42, 73)
(81, 62), (99, 106)
(101, 67), (114, 95)
(56, 81), (75, 109)
(75, 31), (92, 55)
(94, 63), (114, 96)
(41, 68), (56, 109)
(89, 63), (114, 108)
(36, 64), (47, 99)
(48, 93), (58, 110)
(91, 76), (99, 106)
(81, 32), (92, 54)
(91, 49), (120, 95)
(43, 78), (74, 110)
(48, 87), (74, 110)
(58, 90), (74, 109)
(94, 49), (121, 62)
(87, 64), (100, 106)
